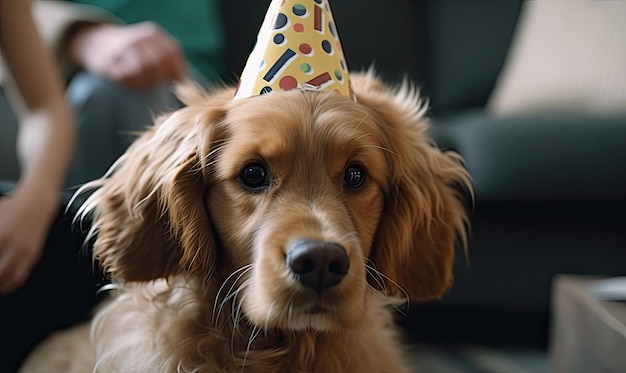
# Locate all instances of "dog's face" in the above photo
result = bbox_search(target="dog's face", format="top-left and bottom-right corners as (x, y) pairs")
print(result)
(209, 91), (388, 330)
(87, 73), (469, 333)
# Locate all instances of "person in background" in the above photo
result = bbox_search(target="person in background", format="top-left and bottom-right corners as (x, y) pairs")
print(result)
(0, 1), (99, 372)
(28, 0), (227, 185)
(0, 0), (75, 296)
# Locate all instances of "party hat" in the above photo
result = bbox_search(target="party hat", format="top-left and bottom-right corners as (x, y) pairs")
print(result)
(234, 0), (355, 101)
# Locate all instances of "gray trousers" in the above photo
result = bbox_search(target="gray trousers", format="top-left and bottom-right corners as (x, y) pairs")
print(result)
(1, 71), (184, 187)
(0, 89), (19, 181)
(65, 72), (182, 186)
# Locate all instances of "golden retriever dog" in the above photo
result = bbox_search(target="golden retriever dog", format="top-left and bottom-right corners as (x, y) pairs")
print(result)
(22, 71), (470, 373)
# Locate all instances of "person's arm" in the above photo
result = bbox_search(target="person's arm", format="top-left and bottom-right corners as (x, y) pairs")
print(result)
(0, 0), (75, 294)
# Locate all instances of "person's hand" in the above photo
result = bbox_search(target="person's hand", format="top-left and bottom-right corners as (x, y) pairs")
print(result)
(0, 185), (57, 294)
(68, 21), (186, 91)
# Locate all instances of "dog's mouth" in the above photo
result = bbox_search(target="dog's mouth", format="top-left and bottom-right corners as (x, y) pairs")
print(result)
(242, 286), (366, 332)
(283, 301), (341, 330)
(268, 284), (366, 331)
(294, 294), (340, 316)
(304, 305), (331, 315)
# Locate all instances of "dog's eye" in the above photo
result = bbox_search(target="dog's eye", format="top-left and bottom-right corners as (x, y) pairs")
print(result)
(344, 165), (366, 189)
(240, 163), (270, 190)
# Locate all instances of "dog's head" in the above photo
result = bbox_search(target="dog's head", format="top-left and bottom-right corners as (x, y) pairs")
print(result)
(85, 72), (470, 332)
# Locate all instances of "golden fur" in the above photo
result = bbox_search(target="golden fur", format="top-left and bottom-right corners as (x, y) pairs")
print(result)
(22, 72), (470, 372)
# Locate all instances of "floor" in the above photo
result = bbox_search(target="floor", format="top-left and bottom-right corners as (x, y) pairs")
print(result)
(407, 343), (548, 373)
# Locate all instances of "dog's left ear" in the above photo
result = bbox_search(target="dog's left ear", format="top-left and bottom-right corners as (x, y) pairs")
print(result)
(352, 72), (471, 301)
(82, 85), (233, 282)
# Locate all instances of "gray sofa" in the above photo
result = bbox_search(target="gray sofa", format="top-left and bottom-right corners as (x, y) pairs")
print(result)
(220, 0), (626, 347)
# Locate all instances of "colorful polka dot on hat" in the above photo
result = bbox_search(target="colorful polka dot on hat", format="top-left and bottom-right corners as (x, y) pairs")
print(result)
(234, 0), (355, 101)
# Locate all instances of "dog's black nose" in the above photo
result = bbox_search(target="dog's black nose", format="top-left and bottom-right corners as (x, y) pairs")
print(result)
(286, 239), (350, 292)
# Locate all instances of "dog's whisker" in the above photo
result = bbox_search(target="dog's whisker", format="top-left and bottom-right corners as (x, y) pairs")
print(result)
(365, 280), (409, 318)
(351, 132), (371, 143)
(230, 279), (253, 338)
(214, 265), (251, 307)
(359, 143), (397, 158)
(365, 261), (410, 311)
(354, 112), (370, 131)
(213, 265), (253, 323)
(347, 131), (397, 158)
(366, 261), (404, 299)
(219, 275), (252, 328)
(213, 264), (246, 302)
(365, 266), (387, 294)
(363, 281), (409, 319)
(230, 285), (253, 358)
(241, 325), (262, 372)
(215, 279), (250, 337)
(390, 302), (409, 318)
(365, 259), (387, 291)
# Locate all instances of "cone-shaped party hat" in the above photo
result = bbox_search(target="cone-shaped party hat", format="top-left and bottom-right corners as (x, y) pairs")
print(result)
(234, 0), (355, 101)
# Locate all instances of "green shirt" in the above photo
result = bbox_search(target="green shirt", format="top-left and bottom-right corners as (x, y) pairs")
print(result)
(69, 0), (226, 82)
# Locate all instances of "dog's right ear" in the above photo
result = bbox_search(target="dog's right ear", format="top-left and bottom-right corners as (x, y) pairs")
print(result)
(351, 72), (471, 301)
(81, 86), (233, 282)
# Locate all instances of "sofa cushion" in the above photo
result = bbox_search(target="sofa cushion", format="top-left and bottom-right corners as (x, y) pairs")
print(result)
(488, 0), (626, 115)
(430, 111), (626, 201)
(425, 1), (522, 114)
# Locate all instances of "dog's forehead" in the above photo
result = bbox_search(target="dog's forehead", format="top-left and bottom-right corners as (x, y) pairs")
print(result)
(225, 91), (379, 146)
